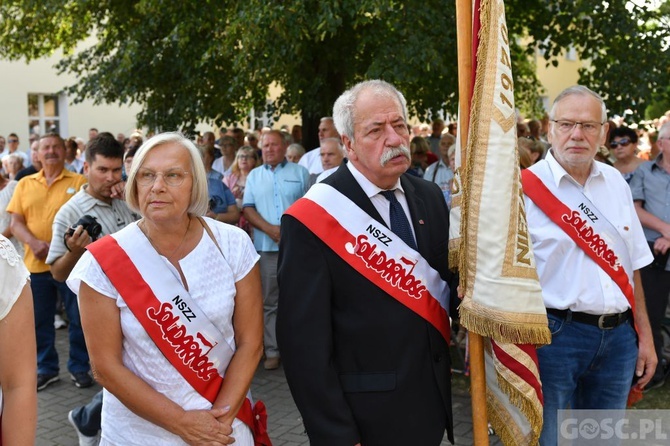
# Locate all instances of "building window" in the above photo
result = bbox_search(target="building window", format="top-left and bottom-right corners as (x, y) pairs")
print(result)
(28, 93), (67, 137)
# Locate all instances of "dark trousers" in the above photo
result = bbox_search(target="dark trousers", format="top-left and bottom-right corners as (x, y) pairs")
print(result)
(640, 265), (670, 379)
(31, 271), (90, 375)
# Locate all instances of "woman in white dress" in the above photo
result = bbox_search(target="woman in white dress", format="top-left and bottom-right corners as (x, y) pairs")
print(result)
(68, 133), (264, 445)
(0, 235), (37, 444)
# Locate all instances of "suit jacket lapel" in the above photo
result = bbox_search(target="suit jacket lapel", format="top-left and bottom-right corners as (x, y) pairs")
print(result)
(401, 175), (429, 256)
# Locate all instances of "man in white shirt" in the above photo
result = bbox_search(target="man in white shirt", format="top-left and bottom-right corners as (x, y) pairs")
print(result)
(423, 133), (455, 202)
(315, 137), (346, 183)
(298, 117), (340, 175)
(523, 86), (656, 445)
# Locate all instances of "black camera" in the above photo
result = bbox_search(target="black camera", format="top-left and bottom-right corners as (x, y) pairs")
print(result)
(65, 215), (103, 241)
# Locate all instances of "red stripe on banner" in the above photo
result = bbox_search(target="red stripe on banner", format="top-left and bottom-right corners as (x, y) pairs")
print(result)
(88, 236), (223, 403)
(286, 199), (451, 343)
(491, 340), (543, 405)
(472, 0), (482, 102)
(521, 170), (636, 314)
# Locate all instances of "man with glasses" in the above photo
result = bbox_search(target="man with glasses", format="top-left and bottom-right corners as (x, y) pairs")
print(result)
(1, 133), (31, 169)
(630, 121), (670, 391)
(609, 126), (643, 182)
(521, 86), (656, 445)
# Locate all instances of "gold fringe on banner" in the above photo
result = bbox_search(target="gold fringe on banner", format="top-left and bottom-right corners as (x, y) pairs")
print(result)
(460, 304), (551, 346)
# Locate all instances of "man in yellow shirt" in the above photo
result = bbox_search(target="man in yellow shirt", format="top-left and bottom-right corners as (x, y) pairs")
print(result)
(7, 133), (90, 391)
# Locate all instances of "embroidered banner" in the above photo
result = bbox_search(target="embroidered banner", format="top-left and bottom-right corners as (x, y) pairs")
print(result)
(450, 0), (550, 444)
(285, 183), (451, 343)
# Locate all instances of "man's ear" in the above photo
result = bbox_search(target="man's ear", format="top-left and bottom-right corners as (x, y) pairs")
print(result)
(342, 135), (357, 161)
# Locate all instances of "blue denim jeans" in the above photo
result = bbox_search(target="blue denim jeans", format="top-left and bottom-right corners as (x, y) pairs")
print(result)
(538, 312), (638, 446)
(31, 271), (90, 375)
(71, 391), (102, 436)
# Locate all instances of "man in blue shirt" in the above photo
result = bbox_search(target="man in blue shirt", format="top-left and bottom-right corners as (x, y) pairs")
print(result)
(243, 130), (309, 370)
(630, 121), (670, 390)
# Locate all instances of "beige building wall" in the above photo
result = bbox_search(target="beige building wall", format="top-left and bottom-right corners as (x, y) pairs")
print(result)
(0, 50), (141, 155)
(534, 46), (588, 111)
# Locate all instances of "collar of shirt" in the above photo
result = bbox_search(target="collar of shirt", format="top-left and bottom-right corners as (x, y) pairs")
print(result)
(80, 184), (114, 212)
(346, 159), (404, 198)
(34, 167), (75, 185)
(263, 159), (288, 170)
(545, 149), (603, 189)
(651, 154), (667, 171)
(347, 161), (413, 231)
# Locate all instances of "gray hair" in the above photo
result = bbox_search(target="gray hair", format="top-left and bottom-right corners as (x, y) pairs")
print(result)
(125, 132), (209, 217)
(333, 80), (408, 143)
(549, 85), (608, 123)
(659, 122), (670, 140)
(286, 143), (305, 156)
(320, 137), (345, 155)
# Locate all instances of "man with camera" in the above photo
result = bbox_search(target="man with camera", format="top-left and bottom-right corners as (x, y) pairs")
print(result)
(47, 133), (138, 445)
(630, 121), (670, 391)
(7, 133), (88, 391)
(46, 134), (138, 378)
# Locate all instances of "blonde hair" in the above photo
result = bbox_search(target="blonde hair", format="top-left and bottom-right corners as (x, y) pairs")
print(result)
(231, 146), (259, 175)
(125, 132), (209, 216)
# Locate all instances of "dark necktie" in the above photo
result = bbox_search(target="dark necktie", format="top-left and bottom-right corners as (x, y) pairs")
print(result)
(380, 190), (418, 251)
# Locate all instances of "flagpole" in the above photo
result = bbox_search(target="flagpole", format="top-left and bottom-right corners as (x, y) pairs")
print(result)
(456, 0), (490, 444)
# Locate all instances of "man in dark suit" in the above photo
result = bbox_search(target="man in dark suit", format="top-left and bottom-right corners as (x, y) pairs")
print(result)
(277, 80), (454, 445)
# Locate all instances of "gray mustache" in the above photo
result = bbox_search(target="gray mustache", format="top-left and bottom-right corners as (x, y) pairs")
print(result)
(380, 146), (410, 166)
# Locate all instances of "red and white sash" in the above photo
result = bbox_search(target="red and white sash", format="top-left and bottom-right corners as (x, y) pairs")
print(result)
(87, 224), (271, 445)
(285, 183), (451, 342)
(521, 169), (636, 313)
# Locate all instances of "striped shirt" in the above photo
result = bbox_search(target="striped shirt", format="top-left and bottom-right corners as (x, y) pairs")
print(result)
(46, 185), (139, 265)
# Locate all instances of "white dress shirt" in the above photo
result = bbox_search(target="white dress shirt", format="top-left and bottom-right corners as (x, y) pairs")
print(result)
(524, 151), (652, 314)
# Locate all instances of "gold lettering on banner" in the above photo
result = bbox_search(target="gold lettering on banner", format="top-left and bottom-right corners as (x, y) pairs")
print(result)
(494, 19), (514, 130)
(515, 186), (532, 266)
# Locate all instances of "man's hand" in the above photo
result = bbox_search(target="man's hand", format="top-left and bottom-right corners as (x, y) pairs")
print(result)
(268, 225), (281, 243)
(29, 239), (50, 260)
(110, 181), (126, 200)
(653, 237), (670, 255)
(65, 225), (92, 254)
(636, 335), (658, 390)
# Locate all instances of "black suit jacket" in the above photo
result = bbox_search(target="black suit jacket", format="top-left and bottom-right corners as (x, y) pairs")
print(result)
(277, 164), (454, 445)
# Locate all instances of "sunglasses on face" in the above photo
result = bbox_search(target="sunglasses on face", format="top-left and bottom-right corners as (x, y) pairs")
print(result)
(610, 138), (632, 148)
(8, 139), (18, 143)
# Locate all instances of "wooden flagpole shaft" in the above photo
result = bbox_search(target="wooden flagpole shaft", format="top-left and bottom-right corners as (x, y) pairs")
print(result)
(456, 0), (490, 444)
(456, 0), (472, 169)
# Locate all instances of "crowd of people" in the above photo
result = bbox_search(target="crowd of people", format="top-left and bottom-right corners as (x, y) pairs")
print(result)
(1, 81), (670, 446)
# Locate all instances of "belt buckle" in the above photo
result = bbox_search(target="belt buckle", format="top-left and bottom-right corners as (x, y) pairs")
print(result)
(598, 313), (618, 330)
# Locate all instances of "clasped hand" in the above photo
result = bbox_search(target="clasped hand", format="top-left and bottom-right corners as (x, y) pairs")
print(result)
(179, 407), (236, 445)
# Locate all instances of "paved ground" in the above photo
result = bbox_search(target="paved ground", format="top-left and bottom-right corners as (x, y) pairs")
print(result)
(37, 329), (501, 445)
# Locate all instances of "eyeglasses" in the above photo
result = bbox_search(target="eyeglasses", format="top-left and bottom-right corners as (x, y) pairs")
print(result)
(8, 139), (18, 143)
(237, 155), (255, 160)
(610, 138), (632, 148)
(551, 120), (604, 135)
(136, 168), (190, 187)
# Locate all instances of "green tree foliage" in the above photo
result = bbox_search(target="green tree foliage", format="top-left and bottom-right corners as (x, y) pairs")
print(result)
(1, 0), (668, 145)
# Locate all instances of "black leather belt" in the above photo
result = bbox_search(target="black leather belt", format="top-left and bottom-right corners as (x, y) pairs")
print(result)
(546, 308), (631, 330)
